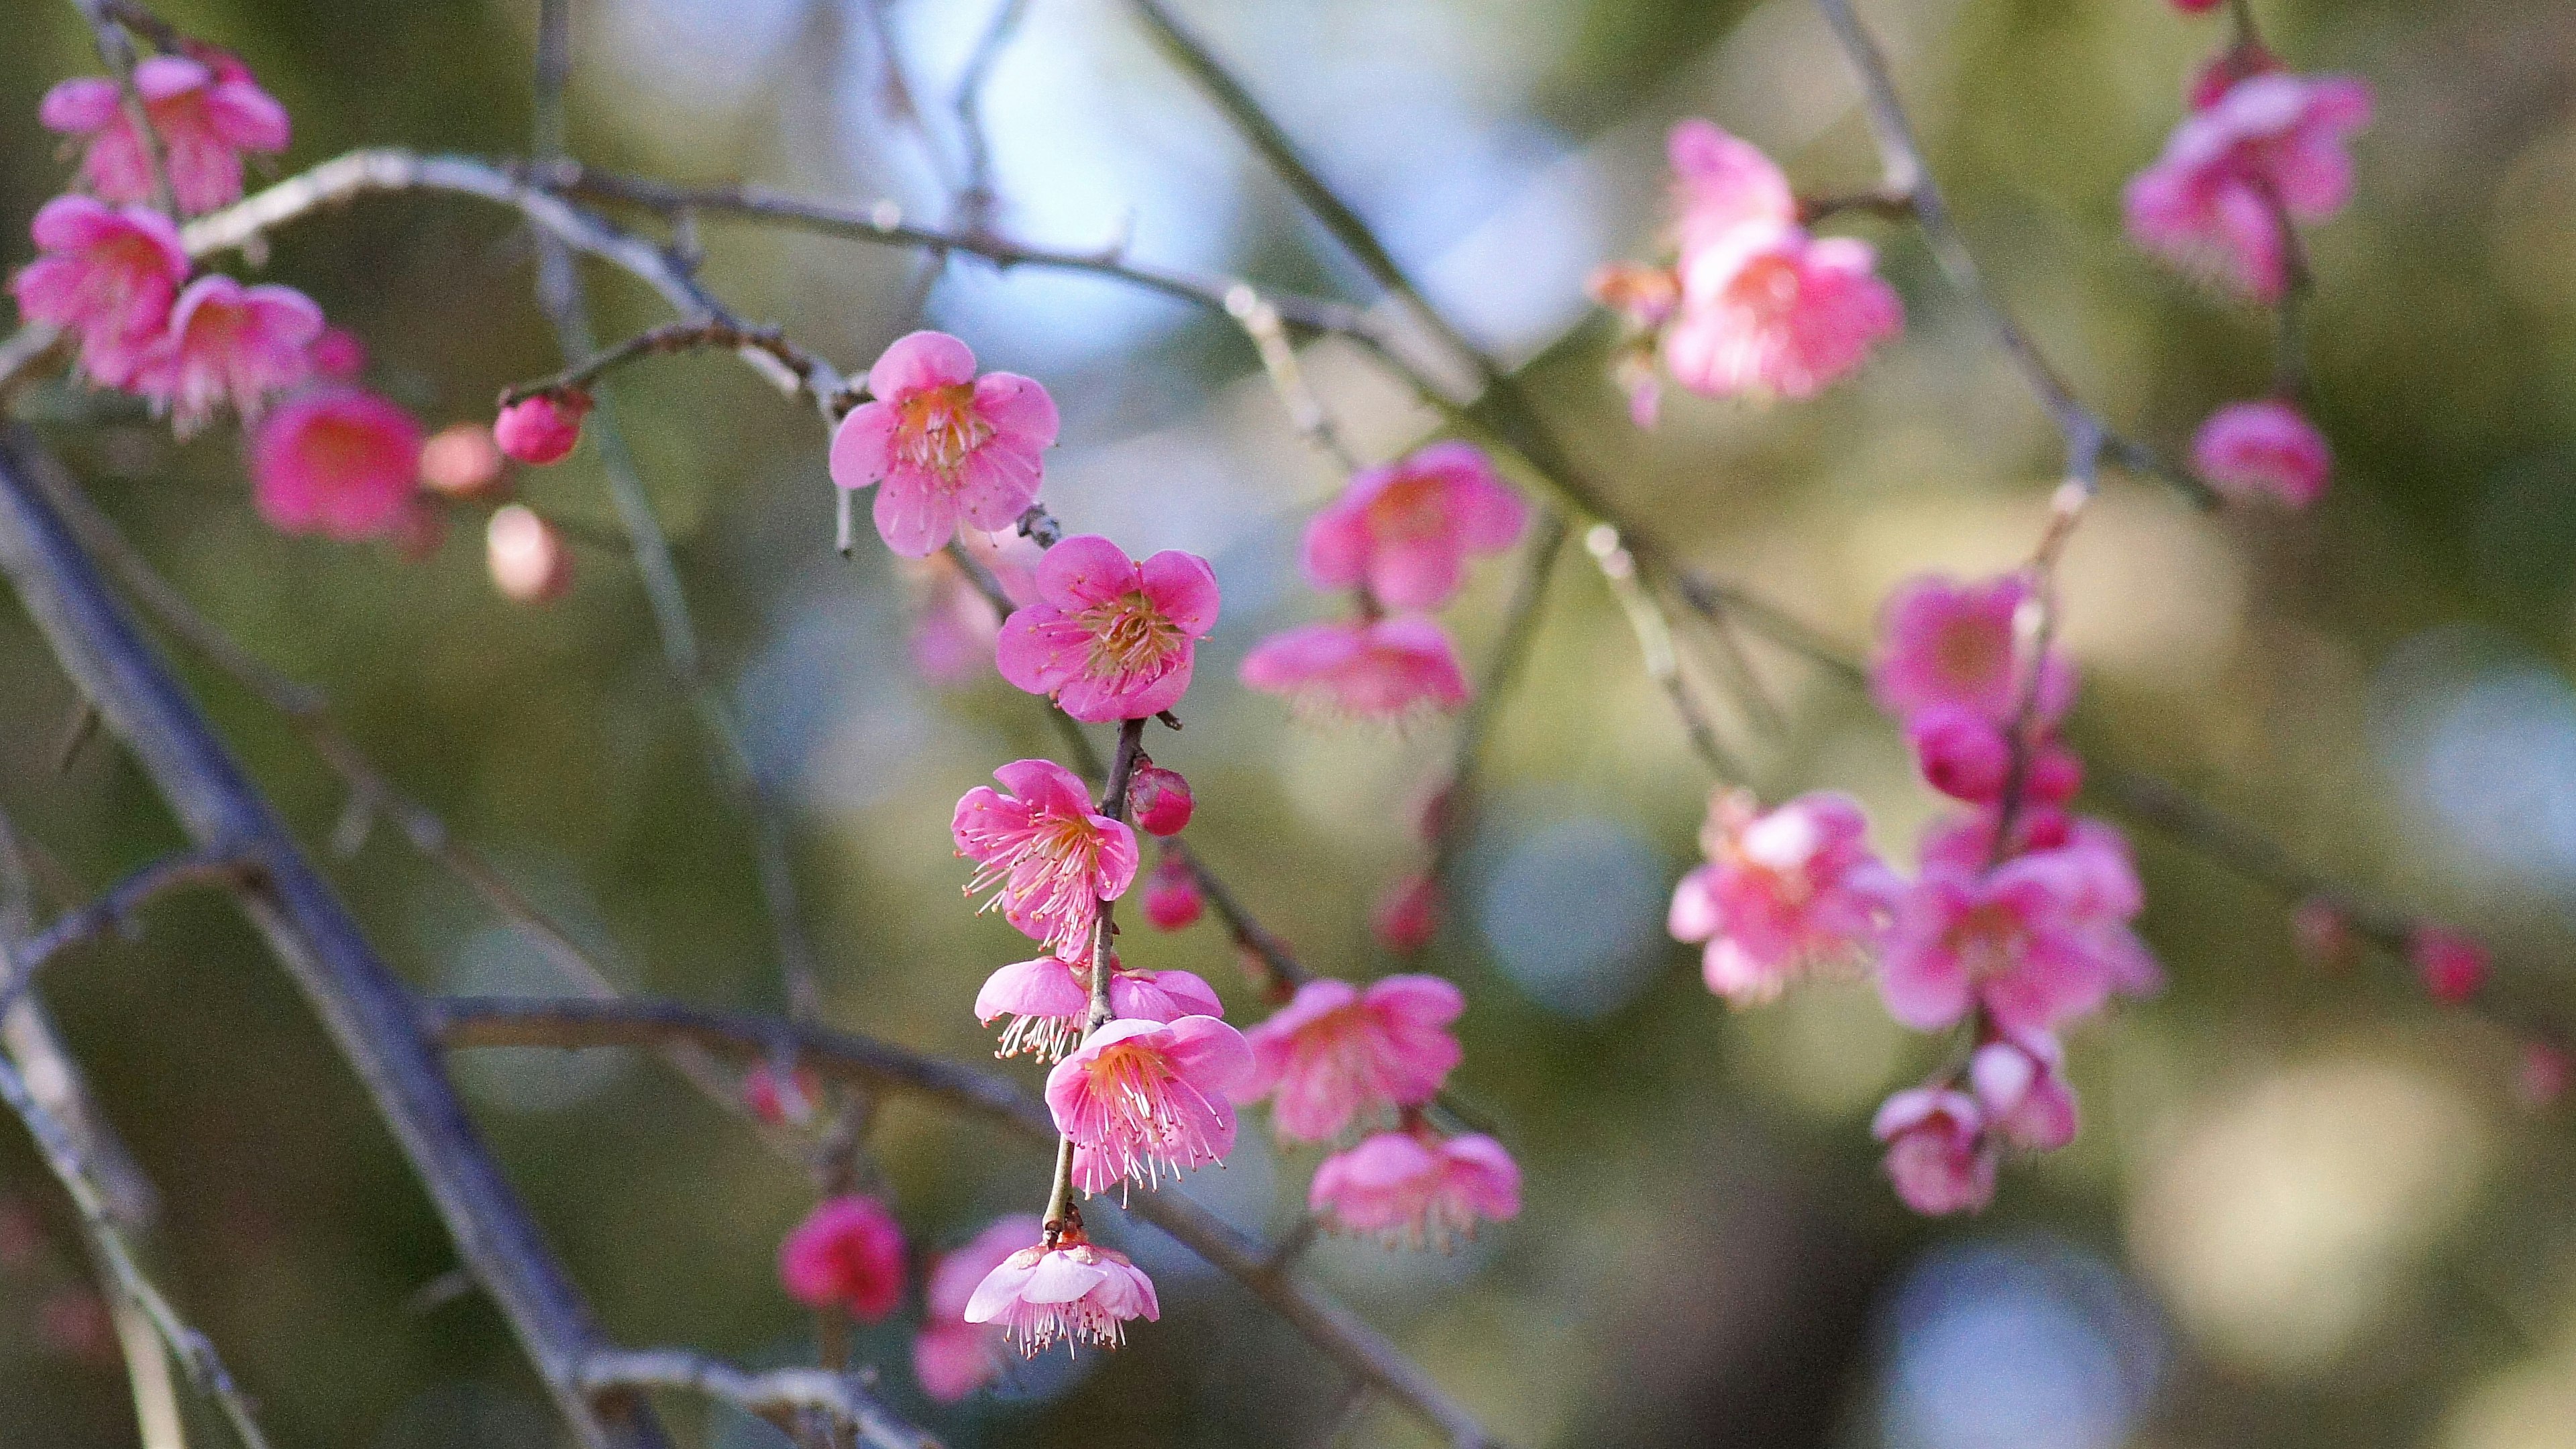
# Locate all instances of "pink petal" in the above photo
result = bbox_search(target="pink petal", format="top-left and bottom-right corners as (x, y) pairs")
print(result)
(828, 400), (896, 490)
(1139, 550), (1221, 635)
(869, 329), (977, 399)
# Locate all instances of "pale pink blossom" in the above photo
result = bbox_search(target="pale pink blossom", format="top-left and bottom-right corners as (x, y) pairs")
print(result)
(1373, 873), (1440, 957)
(1047, 1015), (1252, 1190)
(1307, 1130), (1521, 1246)
(1241, 975), (1464, 1143)
(904, 529), (1042, 686)
(486, 503), (572, 603)
(963, 1233), (1159, 1354)
(1667, 790), (1898, 1005)
(2123, 71), (2373, 302)
(777, 1194), (906, 1322)
(246, 386), (421, 541)
(1126, 764), (1193, 837)
(995, 535), (1219, 722)
(1871, 573), (2073, 727)
(1666, 119), (1796, 262)
(1663, 219), (1901, 400)
(42, 55), (290, 215)
(1301, 442), (1528, 610)
(2409, 925), (2489, 1004)
(1969, 1030), (2079, 1152)
(2191, 399), (2330, 507)
(915, 1214), (1042, 1399)
(8, 195), (189, 387)
(1878, 855), (2117, 1034)
(829, 330), (1057, 557)
(1873, 1087), (1996, 1216)
(418, 423), (504, 498)
(1238, 615), (1468, 721)
(133, 274), (323, 433)
(493, 391), (588, 465)
(1142, 855), (1205, 931)
(974, 954), (1223, 1061)
(952, 759), (1140, 957)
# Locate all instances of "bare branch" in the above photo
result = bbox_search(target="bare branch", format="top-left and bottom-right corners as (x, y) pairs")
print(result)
(8, 846), (254, 994)
(576, 1348), (937, 1449)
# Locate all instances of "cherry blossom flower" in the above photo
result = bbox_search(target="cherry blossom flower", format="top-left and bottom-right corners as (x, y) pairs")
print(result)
(1878, 854), (2117, 1034)
(131, 274), (321, 433)
(777, 1194), (906, 1322)
(2191, 399), (2330, 507)
(1872, 572), (2072, 727)
(914, 1214), (1041, 1400)
(1873, 1087), (1996, 1216)
(1308, 1129), (1521, 1246)
(1240, 975), (1464, 1143)
(246, 386), (422, 541)
(741, 1063), (820, 1128)
(828, 330), (1057, 557)
(418, 423), (504, 498)
(1914, 810), (2163, 1002)
(2123, 71), (2373, 302)
(1969, 1030), (2079, 1152)
(42, 54), (289, 215)
(1047, 1015), (1252, 1190)
(963, 1230), (1159, 1354)
(486, 504), (572, 602)
(1238, 615), (1469, 721)
(974, 954), (1223, 1061)
(1666, 119), (1796, 263)
(953, 759), (1140, 957)
(9, 195), (189, 388)
(1126, 764), (1193, 837)
(1373, 873), (1441, 956)
(1666, 790), (1898, 1005)
(1662, 219), (1902, 400)
(2409, 925), (2489, 1004)
(1142, 855), (1205, 932)
(994, 535), (1220, 722)
(1300, 442), (1528, 610)
(494, 391), (589, 465)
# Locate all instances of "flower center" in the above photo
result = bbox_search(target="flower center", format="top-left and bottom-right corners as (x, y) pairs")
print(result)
(894, 382), (991, 483)
(1072, 591), (1183, 684)
(1946, 901), (2027, 981)
(1725, 252), (1805, 318)
(1362, 472), (1452, 542)
(1084, 1042), (1220, 1173)
(1933, 616), (2010, 692)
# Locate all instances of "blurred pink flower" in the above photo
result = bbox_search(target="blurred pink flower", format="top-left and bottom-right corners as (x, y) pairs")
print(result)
(1238, 614), (1468, 721)
(2123, 71), (2373, 302)
(133, 274), (321, 433)
(2191, 398), (2330, 507)
(1663, 219), (1902, 400)
(995, 535), (1220, 722)
(2518, 1042), (2569, 1111)
(915, 1215), (1041, 1399)
(1872, 572), (2072, 727)
(9, 195), (189, 387)
(1241, 975), (1463, 1143)
(953, 759), (1139, 957)
(903, 529), (1042, 687)
(974, 955), (1223, 1061)
(247, 386), (422, 540)
(1878, 855), (2118, 1034)
(308, 325), (366, 380)
(1048, 1015), (1251, 1191)
(829, 330), (1057, 557)
(42, 54), (289, 215)
(1666, 119), (1796, 262)
(777, 1194), (906, 1322)
(1307, 1129), (1520, 1246)
(1301, 442), (1528, 610)
(1372, 872), (1441, 957)
(1916, 810), (2163, 1002)
(494, 391), (589, 465)
(1667, 790), (1898, 1005)
(963, 1234), (1159, 1354)
(418, 423), (504, 498)
(1969, 1029), (2079, 1151)
(1874, 1087), (1996, 1216)
(486, 504), (573, 603)
(2409, 925), (2489, 1004)
(1142, 855), (1205, 932)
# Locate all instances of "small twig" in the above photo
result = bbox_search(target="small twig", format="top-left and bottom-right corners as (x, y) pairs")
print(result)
(950, 0), (1032, 227)
(500, 318), (824, 407)
(576, 1348), (936, 1449)
(6, 845), (252, 1002)
(1587, 524), (1744, 779)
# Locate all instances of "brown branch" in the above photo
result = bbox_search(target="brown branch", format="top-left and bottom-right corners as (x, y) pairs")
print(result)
(576, 1348), (936, 1449)
(501, 319), (827, 408)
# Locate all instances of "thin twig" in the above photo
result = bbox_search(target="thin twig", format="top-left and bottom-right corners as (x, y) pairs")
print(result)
(4, 845), (252, 1007)
(576, 1348), (936, 1449)
(501, 318), (826, 407)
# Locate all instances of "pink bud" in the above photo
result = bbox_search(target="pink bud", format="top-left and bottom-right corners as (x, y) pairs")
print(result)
(1143, 856), (1204, 931)
(1128, 764), (1194, 837)
(419, 423), (506, 498)
(494, 390), (590, 465)
(1373, 873), (1440, 956)
(1907, 704), (2012, 802)
(2025, 742), (2084, 804)
(487, 504), (572, 603)
(2410, 926), (2489, 1004)
(309, 327), (367, 380)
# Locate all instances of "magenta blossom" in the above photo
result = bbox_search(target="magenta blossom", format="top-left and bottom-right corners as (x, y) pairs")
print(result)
(1238, 615), (1469, 721)
(2191, 399), (2330, 508)
(963, 1232), (1159, 1354)
(2123, 71), (2373, 303)
(1916, 809), (2162, 1002)
(828, 330), (1057, 557)
(1873, 1087), (1996, 1216)
(9, 196), (189, 388)
(1126, 764), (1193, 837)
(1872, 572), (2073, 727)
(1668, 790), (1899, 1006)
(1301, 442), (1528, 610)
(915, 1214), (1040, 1400)
(953, 759), (1140, 957)
(974, 954), (1223, 1061)
(133, 274), (323, 434)
(1877, 855), (2118, 1035)
(248, 387), (423, 541)
(777, 1194), (906, 1322)
(995, 535), (1219, 722)
(1664, 219), (1902, 400)
(1307, 1130), (1521, 1247)
(2409, 926), (2489, 1004)
(1969, 1029), (2078, 1152)
(494, 391), (589, 465)
(42, 55), (289, 215)
(1047, 1015), (1252, 1191)
(1240, 975), (1464, 1143)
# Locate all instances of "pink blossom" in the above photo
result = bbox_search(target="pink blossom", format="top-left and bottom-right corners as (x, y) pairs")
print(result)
(953, 759), (1140, 957)
(418, 423), (504, 497)
(742, 1063), (820, 1127)
(487, 504), (572, 603)
(1915, 810), (2163, 1002)
(1662, 219), (1902, 400)
(42, 56), (290, 215)
(1046, 1015), (1252, 1190)
(493, 392), (589, 465)
(247, 386), (422, 541)
(1300, 442), (1528, 610)
(1666, 119), (1796, 263)
(1871, 573), (2072, 727)
(2123, 72), (2373, 302)
(1969, 1030), (2079, 1152)
(1666, 790), (1898, 1005)
(1142, 855), (1205, 932)
(8, 195), (189, 387)
(1873, 1087), (1996, 1216)
(828, 330), (1057, 557)
(1307, 1130), (1521, 1246)
(1905, 704), (2084, 804)
(2409, 926), (2489, 1004)
(1238, 615), (1469, 721)
(904, 529), (1042, 686)
(1878, 855), (2116, 1034)
(2191, 399), (2330, 507)
(995, 535), (1219, 722)
(777, 1194), (906, 1322)
(1373, 873), (1441, 956)
(308, 326), (366, 380)
(963, 1232), (1159, 1354)
(133, 274), (323, 434)
(915, 1214), (1042, 1399)
(973, 955), (1222, 1061)
(1240, 975), (1464, 1143)
(1127, 764), (1193, 837)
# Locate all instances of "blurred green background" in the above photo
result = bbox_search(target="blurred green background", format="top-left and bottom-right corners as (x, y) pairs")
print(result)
(5, 0), (2576, 1444)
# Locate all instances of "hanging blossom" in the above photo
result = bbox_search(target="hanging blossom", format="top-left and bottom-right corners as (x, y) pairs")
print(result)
(1307, 1127), (1521, 1247)
(2191, 399), (2330, 508)
(829, 329), (1057, 558)
(1239, 614), (1468, 722)
(1969, 1028), (2079, 1152)
(1666, 790), (1900, 1006)
(1240, 975), (1464, 1144)
(2123, 70), (2373, 303)
(974, 953), (1224, 1063)
(1905, 703), (2082, 806)
(2408, 925), (2489, 1004)
(42, 53), (290, 216)
(1871, 572), (2073, 727)
(247, 386), (423, 541)
(9, 195), (189, 388)
(1047, 1015), (1252, 1192)
(1916, 807), (2164, 1001)
(777, 1194), (907, 1323)
(914, 1214), (1040, 1401)
(904, 527), (1043, 688)
(133, 274), (323, 435)
(1301, 442), (1529, 610)
(996, 535), (1220, 723)
(963, 1228), (1160, 1356)
(1872, 1087), (1996, 1216)
(1878, 845), (2121, 1035)
(952, 759), (1140, 958)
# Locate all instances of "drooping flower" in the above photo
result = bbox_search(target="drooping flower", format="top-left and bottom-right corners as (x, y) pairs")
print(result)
(1871, 572), (2073, 727)
(8, 195), (189, 387)
(1873, 1087), (1996, 1216)
(1142, 855), (1205, 932)
(1968, 1029), (2079, 1152)
(2409, 925), (2489, 1004)
(914, 1214), (1042, 1400)
(133, 274), (323, 433)
(1046, 1015), (1252, 1190)
(1662, 219), (1902, 400)
(1667, 790), (1898, 1005)
(1238, 615), (1469, 722)
(1373, 873), (1441, 957)
(973, 955), (1224, 1061)
(963, 1230), (1159, 1354)
(1240, 975), (1464, 1143)
(493, 391), (589, 465)
(41, 54), (290, 215)
(1307, 1129), (1521, 1246)
(2190, 399), (2330, 507)
(777, 1194), (906, 1322)
(1126, 764), (1193, 837)
(1877, 855), (2116, 1034)
(1300, 442), (1529, 610)
(418, 423), (504, 497)
(2123, 71), (2373, 302)
(952, 759), (1140, 957)
(246, 386), (422, 541)
(995, 535), (1220, 722)
(828, 330), (1057, 557)
(486, 503), (572, 602)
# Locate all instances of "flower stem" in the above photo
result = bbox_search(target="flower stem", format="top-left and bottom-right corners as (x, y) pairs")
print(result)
(1042, 716), (1151, 1244)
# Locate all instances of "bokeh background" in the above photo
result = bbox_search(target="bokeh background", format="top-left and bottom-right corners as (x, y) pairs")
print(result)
(4, 0), (2576, 1444)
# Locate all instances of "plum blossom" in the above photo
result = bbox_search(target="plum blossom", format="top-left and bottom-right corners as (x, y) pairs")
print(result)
(494, 391), (589, 465)
(2123, 71), (2373, 302)
(1663, 218), (1902, 401)
(1666, 119), (1796, 263)
(915, 1215), (1041, 1400)
(307, 327), (366, 380)
(1872, 572), (2072, 727)
(1126, 764), (1193, 837)
(42, 55), (289, 215)
(777, 1194), (906, 1322)
(2191, 399), (2330, 507)
(1969, 1030), (2078, 1152)
(996, 535), (1219, 722)
(904, 529), (1042, 686)
(1048, 1015), (1252, 1191)
(1873, 1087), (1996, 1216)
(2409, 926), (2489, 1004)
(131, 274), (322, 433)
(9, 195), (189, 387)
(1878, 853), (2118, 1034)
(953, 759), (1140, 957)
(1238, 615), (1468, 721)
(974, 954), (1223, 1062)
(828, 330), (1057, 557)
(1307, 1129), (1521, 1246)
(486, 504), (572, 603)
(247, 386), (421, 541)
(1301, 442), (1529, 610)
(963, 1230), (1159, 1354)
(1142, 856), (1205, 932)
(1241, 975), (1464, 1143)
(1666, 790), (1898, 1005)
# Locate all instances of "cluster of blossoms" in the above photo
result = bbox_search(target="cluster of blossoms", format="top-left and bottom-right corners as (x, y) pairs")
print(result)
(1589, 119), (1904, 424)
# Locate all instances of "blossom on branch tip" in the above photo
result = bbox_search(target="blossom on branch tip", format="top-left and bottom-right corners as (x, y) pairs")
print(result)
(42, 55), (289, 215)
(2409, 926), (2488, 1004)
(963, 1231), (1159, 1355)
(1873, 1087), (1996, 1216)
(1241, 975), (1464, 1143)
(2191, 399), (2330, 508)
(1664, 219), (1902, 400)
(134, 274), (322, 434)
(916, 1214), (1042, 1399)
(777, 1194), (906, 1322)
(829, 330), (1057, 557)
(486, 504), (572, 602)
(1308, 1129), (1521, 1246)
(995, 535), (1219, 722)
(2123, 71), (2373, 303)
(247, 386), (422, 541)
(1301, 441), (1528, 610)
(1668, 790), (1898, 1006)
(1142, 855), (1205, 932)
(1046, 1015), (1252, 1191)
(9, 195), (189, 388)
(493, 390), (589, 466)
(953, 759), (1139, 957)
(1969, 1029), (2079, 1152)
(1238, 615), (1468, 722)
(1872, 572), (2072, 727)
(975, 954), (1223, 1061)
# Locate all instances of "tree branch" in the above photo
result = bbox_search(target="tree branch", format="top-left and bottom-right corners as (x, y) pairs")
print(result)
(576, 1348), (936, 1449)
